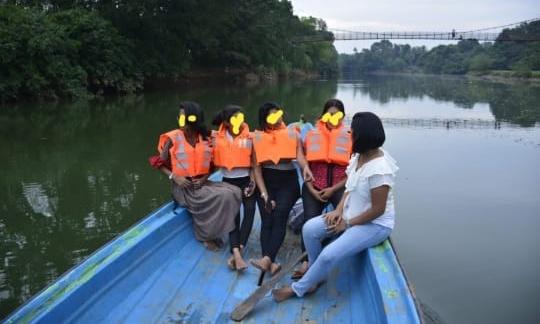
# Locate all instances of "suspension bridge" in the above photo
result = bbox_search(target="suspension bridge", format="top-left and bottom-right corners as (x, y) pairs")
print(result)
(293, 18), (540, 43)
(342, 116), (534, 129)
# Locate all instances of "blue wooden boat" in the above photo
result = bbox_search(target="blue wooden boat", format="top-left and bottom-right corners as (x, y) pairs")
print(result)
(4, 175), (422, 323)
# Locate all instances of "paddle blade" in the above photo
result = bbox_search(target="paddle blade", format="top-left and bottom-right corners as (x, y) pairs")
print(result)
(230, 252), (307, 321)
(230, 286), (270, 321)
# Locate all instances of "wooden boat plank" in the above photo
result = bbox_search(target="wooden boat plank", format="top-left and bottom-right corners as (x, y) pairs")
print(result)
(106, 236), (206, 323)
(350, 252), (387, 323)
(5, 201), (421, 323)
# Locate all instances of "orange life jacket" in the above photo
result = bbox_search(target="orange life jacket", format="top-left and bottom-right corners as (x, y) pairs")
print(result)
(305, 121), (352, 165)
(211, 123), (252, 171)
(157, 129), (212, 177)
(252, 124), (297, 165)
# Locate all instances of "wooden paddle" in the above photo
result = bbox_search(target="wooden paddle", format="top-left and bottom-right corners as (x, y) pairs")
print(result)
(230, 251), (307, 321)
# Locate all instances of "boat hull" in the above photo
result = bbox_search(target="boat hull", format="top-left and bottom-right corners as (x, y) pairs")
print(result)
(5, 196), (420, 324)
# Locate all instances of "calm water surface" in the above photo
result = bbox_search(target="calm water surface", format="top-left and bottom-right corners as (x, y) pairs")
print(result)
(1, 75), (539, 323)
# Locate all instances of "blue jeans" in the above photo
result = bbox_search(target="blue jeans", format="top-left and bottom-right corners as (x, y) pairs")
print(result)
(291, 215), (392, 297)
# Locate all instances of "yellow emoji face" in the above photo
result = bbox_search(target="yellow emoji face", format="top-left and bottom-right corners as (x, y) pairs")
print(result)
(178, 114), (197, 127)
(321, 111), (344, 126)
(230, 112), (244, 135)
(266, 109), (283, 125)
(178, 114), (186, 127)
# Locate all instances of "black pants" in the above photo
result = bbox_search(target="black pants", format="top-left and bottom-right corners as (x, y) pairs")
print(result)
(257, 168), (300, 262)
(223, 176), (257, 252)
(300, 182), (344, 254)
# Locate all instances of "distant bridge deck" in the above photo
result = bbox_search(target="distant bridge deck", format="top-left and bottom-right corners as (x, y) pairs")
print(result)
(294, 31), (540, 43)
(332, 31), (500, 42)
(343, 117), (535, 129)
(292, 18), (540, 43)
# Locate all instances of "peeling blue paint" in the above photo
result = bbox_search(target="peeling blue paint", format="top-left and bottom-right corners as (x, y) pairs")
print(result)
(5, 173), (420, 324)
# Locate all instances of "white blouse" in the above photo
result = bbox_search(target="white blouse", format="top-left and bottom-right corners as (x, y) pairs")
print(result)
(342, 149), (399, 229)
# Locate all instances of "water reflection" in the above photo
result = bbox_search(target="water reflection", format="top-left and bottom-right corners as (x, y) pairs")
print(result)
(0, 81), (337, 317)
(22, 183), (56, 218)
(340, 75), (540, 127)
(0, 77), (538, 320)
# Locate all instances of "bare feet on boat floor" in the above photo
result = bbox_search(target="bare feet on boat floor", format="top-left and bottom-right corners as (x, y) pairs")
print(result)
(234, 257), (248, 271)
(228, 255), (248, 272)
(249, 257), (271, 272)
(272, 286), (295, 302)
(270, 262), (281, 276)
(203, 239), (222, 251)
(249, 257), (282, 276)
(214, 238), (224, 248)
(272, 283), (322, 303)
(227, 255), (236, 269)
(291, 260), (308, 280)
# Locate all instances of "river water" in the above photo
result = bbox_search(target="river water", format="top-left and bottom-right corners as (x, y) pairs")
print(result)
(1, 75), (539, 323)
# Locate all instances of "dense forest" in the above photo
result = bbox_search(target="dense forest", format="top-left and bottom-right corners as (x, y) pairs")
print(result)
(339, 20), (540, 76)
(0, 1), (338, 101)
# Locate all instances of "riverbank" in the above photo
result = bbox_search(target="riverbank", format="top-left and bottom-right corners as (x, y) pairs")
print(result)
(0, 67), (324, 105)
(144, 67), (321, 90)
(467, 70), (540, 83)
(363, 70), (540, 84)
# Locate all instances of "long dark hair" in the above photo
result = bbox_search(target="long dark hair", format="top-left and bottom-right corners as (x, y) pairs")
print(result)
(351, 112), (385, 154)
(212, 105), (243, 127)
(258, 101), (282, 130)
(179, 101), (209, 140)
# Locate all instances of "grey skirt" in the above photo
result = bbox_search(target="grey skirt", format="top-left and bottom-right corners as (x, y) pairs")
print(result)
(171, 181), (241, 241)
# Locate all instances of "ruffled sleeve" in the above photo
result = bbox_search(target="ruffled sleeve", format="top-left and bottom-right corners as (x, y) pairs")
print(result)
(368, 174), (394, 189)
(359, 149), (399, 178)
(345, 154), (359, 176)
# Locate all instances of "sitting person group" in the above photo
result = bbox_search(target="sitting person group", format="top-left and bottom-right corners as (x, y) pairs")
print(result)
(149, 98), (398, 302)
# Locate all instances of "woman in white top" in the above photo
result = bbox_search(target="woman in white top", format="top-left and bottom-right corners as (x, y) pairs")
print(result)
(272, 112), (398, 301)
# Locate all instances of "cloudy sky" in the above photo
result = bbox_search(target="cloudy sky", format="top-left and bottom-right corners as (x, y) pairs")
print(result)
(289, 0), (540, 53)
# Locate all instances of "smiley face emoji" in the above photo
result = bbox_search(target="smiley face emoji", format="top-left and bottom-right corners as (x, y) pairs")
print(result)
(178, 114), (197, 127)
(266, 109), (284, 125)
(178, 114), (186, 127)
(321, 111), (344, 126)
(230, 112), (245, 135)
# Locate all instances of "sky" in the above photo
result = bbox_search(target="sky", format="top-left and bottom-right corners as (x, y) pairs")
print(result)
(289, 0), (540, 53)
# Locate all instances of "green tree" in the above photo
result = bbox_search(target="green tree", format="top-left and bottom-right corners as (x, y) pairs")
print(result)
(0, 5), (141, 101)
(468, 54), (494, 72)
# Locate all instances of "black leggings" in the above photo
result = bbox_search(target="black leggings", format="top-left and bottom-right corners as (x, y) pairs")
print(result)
(257, 168), (300, 262)
(300, 182), (344, 255)
(223, 176), (257, 252)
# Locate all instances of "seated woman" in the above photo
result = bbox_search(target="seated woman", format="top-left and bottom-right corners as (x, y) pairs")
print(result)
(149, 101), (241, 251)
(250, 102), (314, 276)
(292, 99), (352, 280)
(272, 112), (398, 301)
(211, 105), (257, 271)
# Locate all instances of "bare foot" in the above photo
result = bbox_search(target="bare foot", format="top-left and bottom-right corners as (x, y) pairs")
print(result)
(234, 256), (248, 271)
(203, 240), (219, 251)
(270, 262), (282, 276)
(213, 238), (224, 248)
(227, 255), (236, 270)
(233, 247), (248, 271)
(291, 261), (308, 280)
(249, 256), (271, 272)
(272, 286), (295, 302)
